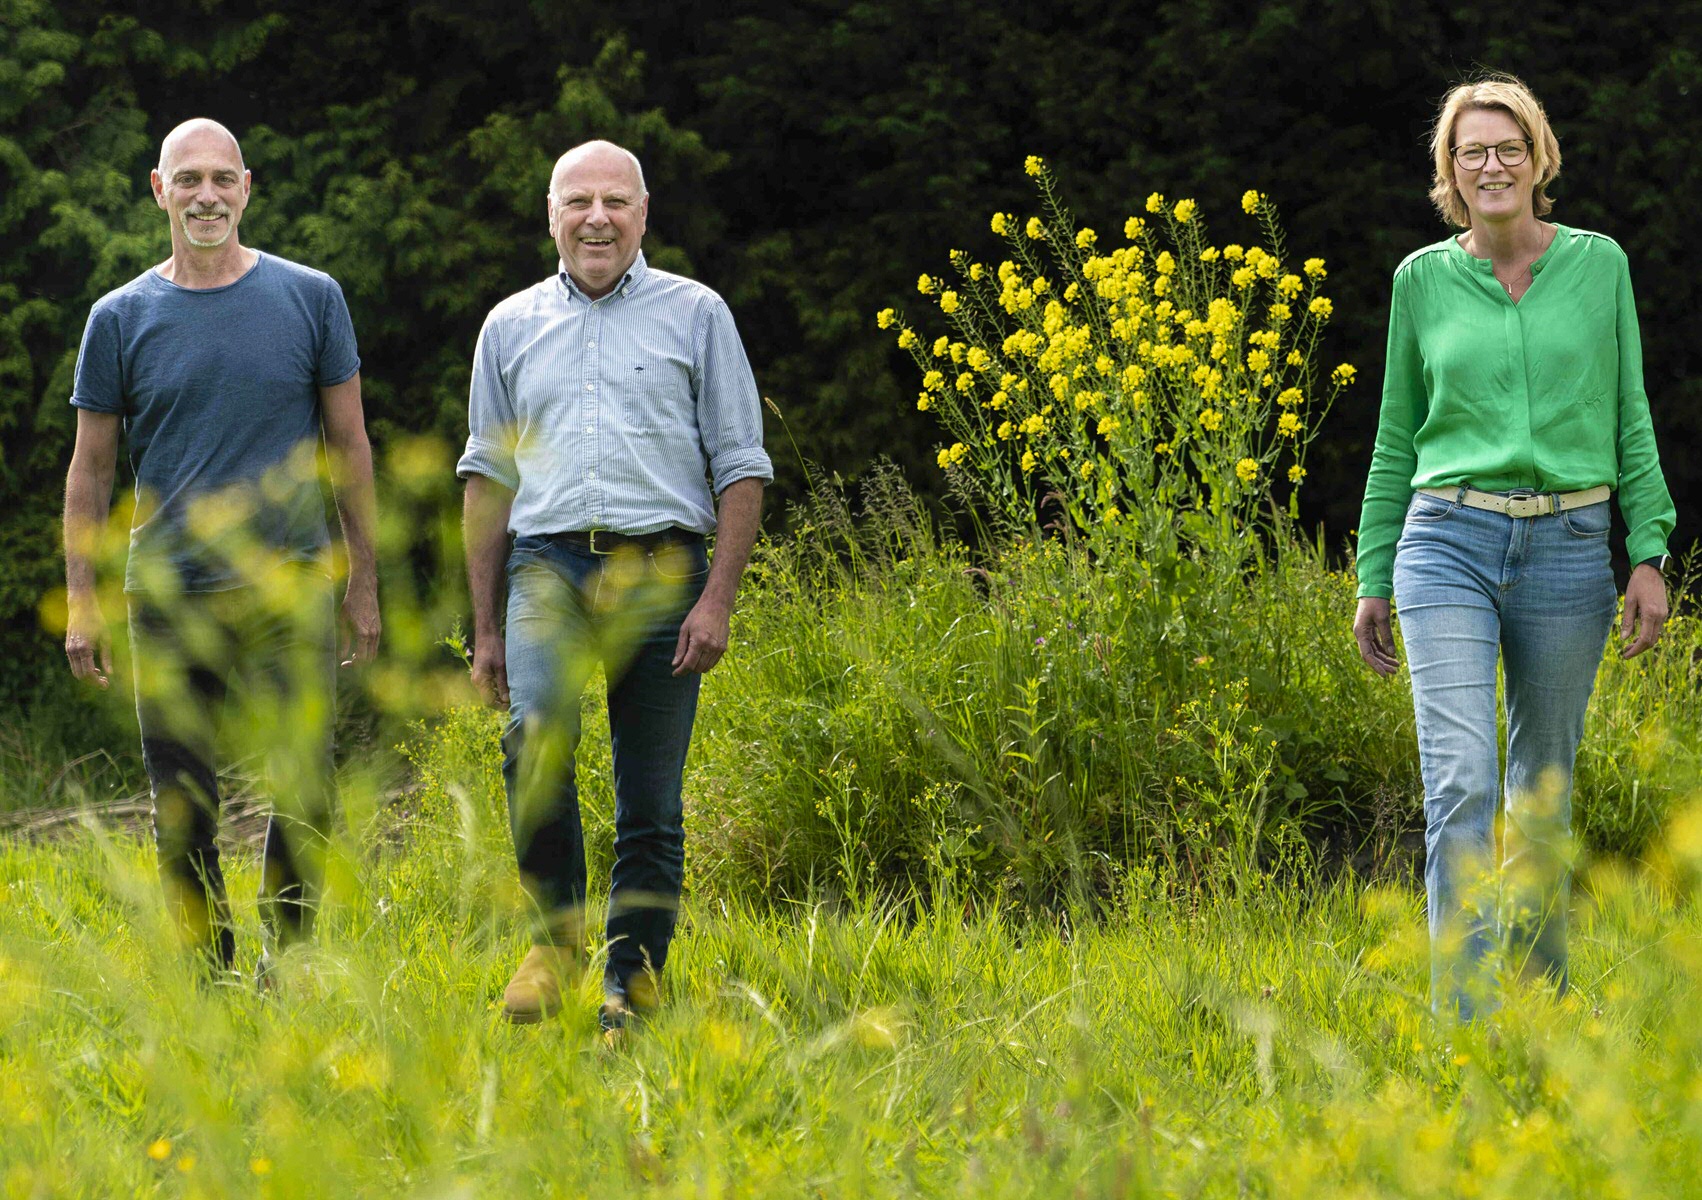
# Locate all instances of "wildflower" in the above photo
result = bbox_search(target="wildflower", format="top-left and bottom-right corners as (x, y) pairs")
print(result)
(1199, 246), (1220, 262)
(1198, 409), (1223, 431)
(1097, 415), (1121, 435)
(991, 212), (1009, 235)
(988, 389), (1007, 408)
(1267, 302), (1290, 323)
(956, 372), (974, 393)
(176, 1156), (196, 1174)
(949, 344), (966, 364)
(1145, 193), (1165, 214)
(949, 442), (968, 463)
(1309, 296), (1333, 320)
(1076, 227), (1098, 249)
(997, 420), (1014, 439)
(1025, 154), (1044, 176)
(1123, 216), (1145, 239)
(1155, 251), (1175, 275)
(1288, 464), (1307, 483)
(1332, 362), (1357, 385)
(1080, 459), (1096, 477)
(1154, 442), (1172, 455)
(940, 290), (960, 314)
(1304, 257), (1327, 279)
(1021, 414), (1046, 436)
(936, 448), (952, 469)
(916, 393), (931, 411)
(1246, 349), (1270, 372)
(1235, 457), (1259, 484)
(1277, 411), (1302, 437)
(875, 308), (895, 329)
(1064, 281), (1079, 301)
(1020, 449), (1037, 473)
(1286, 350), (1303, 366)
(148, 1140), (172, 1162)
(923, 369), (945, 391)
(1103, 506), (1121, 522)
(1172, 198), (1197, 223)
(1026, 216), (1045, 240)
(251, 1158), (273, 1175)
(1241, 189), (1262, 214)
(1032, 276), (1050, 294)
(1223, 244), (1244, 260)
(1153, 275), (1169, 296)
(1231, 267), (1255, 289)
(933, 336), (950, 357)
(1277, 387), (1303, 407)
(1277, 274), (1303, 298)
(917, 274), (934, 295)
(969, 263), (984, 281)
(967, 347), (991, 372)
(897, 328), (918, 350)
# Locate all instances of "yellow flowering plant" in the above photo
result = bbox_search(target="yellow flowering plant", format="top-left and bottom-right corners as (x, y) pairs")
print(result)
(881, 159), (1353, 569)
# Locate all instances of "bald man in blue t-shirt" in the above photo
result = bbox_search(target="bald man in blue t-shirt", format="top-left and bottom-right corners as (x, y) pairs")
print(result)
(62, 118), (380, 980)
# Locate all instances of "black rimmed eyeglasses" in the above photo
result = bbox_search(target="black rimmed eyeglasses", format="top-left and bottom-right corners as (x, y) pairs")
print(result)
(1450, 139), (1533, 170)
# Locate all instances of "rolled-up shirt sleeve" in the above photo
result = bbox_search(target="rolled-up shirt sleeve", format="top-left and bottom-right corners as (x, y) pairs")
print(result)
(457, 314), (521, 490)
(694, 298), (773, 494)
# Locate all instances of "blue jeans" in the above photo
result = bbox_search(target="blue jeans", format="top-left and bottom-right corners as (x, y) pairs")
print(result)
(1393, 491), (1616, 1019)
(502, 533), (708, 998)
(128, 566), (337, 969)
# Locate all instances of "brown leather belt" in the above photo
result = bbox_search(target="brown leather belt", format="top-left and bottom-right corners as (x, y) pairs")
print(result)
(555, 528), (704, 555)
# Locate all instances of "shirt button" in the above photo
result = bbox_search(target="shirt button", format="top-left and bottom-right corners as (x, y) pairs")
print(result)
(587, 340), (597, 349)
(584, 383), (594, 392)
(588, 469), (597, 479)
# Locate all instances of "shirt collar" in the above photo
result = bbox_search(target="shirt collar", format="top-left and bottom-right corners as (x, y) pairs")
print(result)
(558, 251), (648, 302)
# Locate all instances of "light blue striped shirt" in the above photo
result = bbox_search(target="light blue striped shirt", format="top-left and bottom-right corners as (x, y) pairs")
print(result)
(456, 253), (772, 535)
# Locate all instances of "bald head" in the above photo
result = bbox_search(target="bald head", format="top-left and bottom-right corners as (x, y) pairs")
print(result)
(548, 140), (646, 203)
(158, 118), (244, 177)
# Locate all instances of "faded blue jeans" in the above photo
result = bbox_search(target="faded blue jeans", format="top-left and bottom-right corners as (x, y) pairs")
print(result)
(1393, 490), (1616, 1020)
(502, 533), (708, 1001)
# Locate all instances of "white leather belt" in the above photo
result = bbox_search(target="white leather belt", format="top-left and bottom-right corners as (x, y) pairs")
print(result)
(1416, 484), (1611, 519)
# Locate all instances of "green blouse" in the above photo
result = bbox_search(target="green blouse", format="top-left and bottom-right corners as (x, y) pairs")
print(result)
(1355, 224), (1675, 599)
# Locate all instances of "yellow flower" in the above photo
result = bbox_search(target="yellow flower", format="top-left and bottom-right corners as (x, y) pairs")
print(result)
(997, 420), (1014, 440)
(969, 262), (984, 281)
(940, 290), (960, 314)
(917, 274), (934, 295)
(916, 393), (931, 411)
(1288, 464), (1307, 484)
(897, 328), (918, 349)
(1277, 387), (1303, 407)
(1332, 362), (1357, 385)
(1286, 349), (1302, 366)
(956, 372), (974, 393)
(1172, 198), (1197, 223)
(1231, 267), (1255, 289)
(1155, 442), (1172, 455)
(251, 1159), (273, 1176)
(1277, 412), (1302, 437)
(1064, 281), (1080, 301)
(991, 212), (1010, 236)
(1277, 274), (1303, 298)
(1152, 274), (1169, 296)
(1223, 244), (1244, 261)
(1020, 449), (1037, 473)
(1103, 506), (1121, 522)
(1026, 216), (1045, 239)
(932, 336), (950, 357)
(1241, 189), (1262, 214)
(176, 1156), (197, 1174)
(1021, 414), (1046, 436)
(1097, 415), (1121, 435)
(1198, 408), (1223, 432)
(1145, 193), (1165, 214)
(949, 342), (965, 363)
(875, 308), (895, 329)
(1123, 216), (1145, 239)
(147, 1140), (172, 1162)
(1076, 228), (1098, 249)
(936, 448), (952, 469)
(1155, 251), (1176, 276)
(1246, 349), (1270, 372)
(1304, 257), (1327, 279)
(949, 442), (968, 463)
(923, 369), (945, 391)
(1079, 459), (1096, 478)
(1025, 154), (1044, 176)
(989, 389), (1007, 408)
(967, 347), (991, 372)
(1032, 276), (1050, 294)
(1309, 296), (1333, 320)
(1199, 246), (1220, 262)
(1235, 457), (1258, 484)
(1267, 302), (1291, 323)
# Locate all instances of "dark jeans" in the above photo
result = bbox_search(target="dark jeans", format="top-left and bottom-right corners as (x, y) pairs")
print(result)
(128, 565), (336, 969)
(501, 533), (708, 998)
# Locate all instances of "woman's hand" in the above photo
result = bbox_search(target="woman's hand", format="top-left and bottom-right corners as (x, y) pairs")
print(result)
(1620, 564), (1668, 659)
(1353, 597), (1400, 676)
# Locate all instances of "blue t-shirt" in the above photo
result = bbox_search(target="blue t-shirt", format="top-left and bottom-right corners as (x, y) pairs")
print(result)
(70, 252), (360, 593)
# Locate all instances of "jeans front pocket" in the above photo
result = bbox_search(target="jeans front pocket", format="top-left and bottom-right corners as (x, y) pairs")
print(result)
(1558, 500), (1610, 540)
(1406, 492), (1457, 524)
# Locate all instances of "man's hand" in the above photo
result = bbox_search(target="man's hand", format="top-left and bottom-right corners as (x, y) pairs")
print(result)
(340, 577), (381, 666)
(673, 595), (731, 676)
(65, 595), (113, 689)
(1353, 597), (1400, 677)
(1620, 564), (1668, 659)
(472, 635), (509, 706)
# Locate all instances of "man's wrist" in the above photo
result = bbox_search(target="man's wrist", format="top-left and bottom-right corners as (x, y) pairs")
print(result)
(1638, 555), (1670, 575)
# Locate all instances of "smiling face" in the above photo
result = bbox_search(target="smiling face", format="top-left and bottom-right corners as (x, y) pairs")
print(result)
(151, 123), (250, 251)
(547, 145), (648, 299)
(1450, 107), (1535, 230)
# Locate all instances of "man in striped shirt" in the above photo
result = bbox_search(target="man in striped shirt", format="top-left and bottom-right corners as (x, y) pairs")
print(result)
(457, 140), (771, 1033)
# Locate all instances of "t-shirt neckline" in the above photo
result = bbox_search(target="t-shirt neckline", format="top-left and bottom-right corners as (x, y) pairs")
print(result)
(150, 250), (265, 294)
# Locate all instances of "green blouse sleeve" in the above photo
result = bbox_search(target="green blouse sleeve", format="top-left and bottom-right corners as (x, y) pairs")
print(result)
(1612, 258), (1676, 565)
(1355, 269), (1424, 599)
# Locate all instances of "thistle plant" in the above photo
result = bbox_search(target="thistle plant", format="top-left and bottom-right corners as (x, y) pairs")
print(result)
(880, 158), (1355, 570)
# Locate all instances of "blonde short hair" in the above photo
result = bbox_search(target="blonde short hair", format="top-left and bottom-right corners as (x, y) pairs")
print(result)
(1428, 73), (1562, 228)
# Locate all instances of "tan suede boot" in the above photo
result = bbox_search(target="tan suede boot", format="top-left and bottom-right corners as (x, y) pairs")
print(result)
(500, 943), (581, 1024)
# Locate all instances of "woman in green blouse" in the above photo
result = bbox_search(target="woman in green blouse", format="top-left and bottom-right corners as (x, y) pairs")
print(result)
(1352, 74), (1675, 1019)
